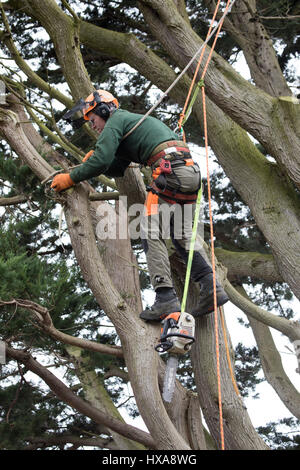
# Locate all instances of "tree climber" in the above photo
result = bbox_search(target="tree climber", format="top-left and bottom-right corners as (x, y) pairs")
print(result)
(51, 90), (228, 320)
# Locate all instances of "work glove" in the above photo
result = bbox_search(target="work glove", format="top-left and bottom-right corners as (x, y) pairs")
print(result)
(83, 150), (94, 162)
(51, 173), (75, 192)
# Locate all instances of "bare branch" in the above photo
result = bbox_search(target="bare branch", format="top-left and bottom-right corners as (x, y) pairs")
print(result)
(89, 191), (120, 201)
(0, 298), (123, 358)
(25, 434), (116, 450)
(215, 247), (282, 284)
(103, 366), (129, 382)
(61, 0), (80, 23)
(0, 195), (29, 206)
(5, 345), (155, 449)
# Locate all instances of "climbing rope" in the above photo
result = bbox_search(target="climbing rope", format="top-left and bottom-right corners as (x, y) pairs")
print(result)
(178, 0), (236, 451)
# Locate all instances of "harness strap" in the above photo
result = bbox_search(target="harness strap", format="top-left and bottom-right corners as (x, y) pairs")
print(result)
(149, 182), (198, 205)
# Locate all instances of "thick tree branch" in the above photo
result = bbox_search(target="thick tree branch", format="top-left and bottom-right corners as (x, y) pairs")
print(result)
(205, 0), (292, 97)
(214, 248), (282, 283)
(62, 183), (191, 450)
(6, 93), (70, 170)
(259, 15), (300, 20)
(103, 366), (129, 382)
(89, 191), (120, 201)
(0, 17), (72, 109)
(25, 0), (92, 100)
(0, 107), (53, 181)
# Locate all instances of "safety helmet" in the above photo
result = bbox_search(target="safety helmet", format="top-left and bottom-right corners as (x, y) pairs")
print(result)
(83, 89), (119, 121)
(62, 89), (119, 129)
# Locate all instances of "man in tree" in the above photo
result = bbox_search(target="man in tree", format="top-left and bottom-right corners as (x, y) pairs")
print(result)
(51, 89), (228, 320)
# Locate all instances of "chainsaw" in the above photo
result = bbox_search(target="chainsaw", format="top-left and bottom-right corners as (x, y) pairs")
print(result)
(155, 311), (195, 402)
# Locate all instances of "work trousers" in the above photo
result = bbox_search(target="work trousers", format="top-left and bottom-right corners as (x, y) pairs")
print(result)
(141, 162), (213, 291)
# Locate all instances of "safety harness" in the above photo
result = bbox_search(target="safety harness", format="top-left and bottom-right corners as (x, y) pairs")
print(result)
(144, 141), (201, 215)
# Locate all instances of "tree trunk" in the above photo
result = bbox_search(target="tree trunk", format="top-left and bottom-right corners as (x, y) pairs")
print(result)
(191, 313), (269, 449)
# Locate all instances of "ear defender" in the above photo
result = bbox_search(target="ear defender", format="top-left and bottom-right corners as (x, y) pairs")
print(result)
(94, 103), (111, 121)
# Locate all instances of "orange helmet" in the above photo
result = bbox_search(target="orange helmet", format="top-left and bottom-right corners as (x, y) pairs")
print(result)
(83, 89), (119, 121)
(62, 89), (119, 129)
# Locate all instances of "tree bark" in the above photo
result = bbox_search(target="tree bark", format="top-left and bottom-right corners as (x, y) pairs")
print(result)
(214, 248), (282, 284)
(0, 195), (28, 206)
(191, 312), (269, 450)
(225, 281), (300, 343)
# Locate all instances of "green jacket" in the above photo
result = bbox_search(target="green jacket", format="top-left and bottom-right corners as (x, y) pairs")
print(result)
(70, 109), (178, 183)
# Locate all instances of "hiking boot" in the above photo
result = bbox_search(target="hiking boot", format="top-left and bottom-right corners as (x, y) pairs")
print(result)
(192, 273), (229, 317)
(140, 287), (181, 322)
